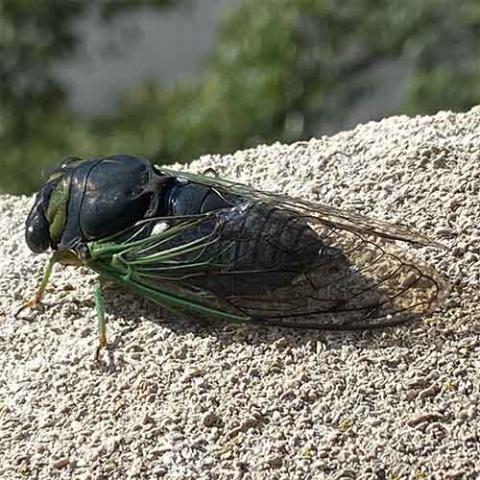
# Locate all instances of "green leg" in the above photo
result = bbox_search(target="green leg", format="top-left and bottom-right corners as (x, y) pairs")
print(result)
(93, 281), (108, 361)
(15, 254), (57, 318)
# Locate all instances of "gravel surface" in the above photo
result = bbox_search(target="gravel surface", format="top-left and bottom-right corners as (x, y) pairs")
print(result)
(1, 106), (480, 479)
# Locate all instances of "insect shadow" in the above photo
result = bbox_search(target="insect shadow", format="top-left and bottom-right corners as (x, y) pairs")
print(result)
(99, 293), (440, 375)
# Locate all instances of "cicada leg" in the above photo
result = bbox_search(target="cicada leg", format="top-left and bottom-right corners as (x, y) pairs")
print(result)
(15, 254), (58, 318)
(93, 281), (108, 361)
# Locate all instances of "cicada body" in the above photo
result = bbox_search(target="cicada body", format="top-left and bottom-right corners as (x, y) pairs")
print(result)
(20, 154), (449, 357)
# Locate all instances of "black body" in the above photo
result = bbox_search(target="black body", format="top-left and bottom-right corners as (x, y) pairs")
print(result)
(24, 153), (447, 329)
(26, 154), (321, 297)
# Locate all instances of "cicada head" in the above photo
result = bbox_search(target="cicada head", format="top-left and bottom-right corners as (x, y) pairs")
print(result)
(25, 155), (167, 255)
(25, 191), (53, 253)
(25, 157), (84, 253)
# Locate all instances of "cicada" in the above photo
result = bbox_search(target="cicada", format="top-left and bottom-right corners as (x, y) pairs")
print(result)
(18, 154), (448, 359)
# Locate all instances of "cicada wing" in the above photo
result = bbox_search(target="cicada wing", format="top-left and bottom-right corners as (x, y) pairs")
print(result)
(222, 225), (449, 329)
(159, 167), (441, 247)
(88, 199), (449, 330)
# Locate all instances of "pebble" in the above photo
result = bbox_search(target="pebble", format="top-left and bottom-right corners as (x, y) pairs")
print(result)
(51, 457), (70, 469)
(202, 412), (219, 428)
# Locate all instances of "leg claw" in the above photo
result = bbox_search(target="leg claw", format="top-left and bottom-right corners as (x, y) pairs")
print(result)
(94, 335), (108, 363)
(15, 298), (45, 319)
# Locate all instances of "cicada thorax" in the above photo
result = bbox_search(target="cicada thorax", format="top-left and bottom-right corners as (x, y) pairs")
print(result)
(59, 156), (157, 248)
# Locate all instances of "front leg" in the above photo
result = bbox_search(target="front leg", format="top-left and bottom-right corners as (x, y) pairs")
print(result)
(94, 280), (108, 361)
(15, 254), (58, 318)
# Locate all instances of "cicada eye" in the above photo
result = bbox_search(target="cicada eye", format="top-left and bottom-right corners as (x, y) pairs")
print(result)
(25, 193), (51, 253)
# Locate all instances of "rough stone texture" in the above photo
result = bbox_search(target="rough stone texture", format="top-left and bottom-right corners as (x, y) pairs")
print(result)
(1, 106), (480, 480)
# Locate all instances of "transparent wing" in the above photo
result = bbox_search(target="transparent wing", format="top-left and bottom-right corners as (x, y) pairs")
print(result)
(88, 171), (449, 330)
(159, 167), (442, 247)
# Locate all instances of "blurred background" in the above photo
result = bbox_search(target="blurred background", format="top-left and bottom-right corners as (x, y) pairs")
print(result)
(1, 0), (479, 194)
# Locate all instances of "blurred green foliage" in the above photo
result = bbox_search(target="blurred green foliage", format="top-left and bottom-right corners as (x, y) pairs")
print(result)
(1, 0), (479, 194)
